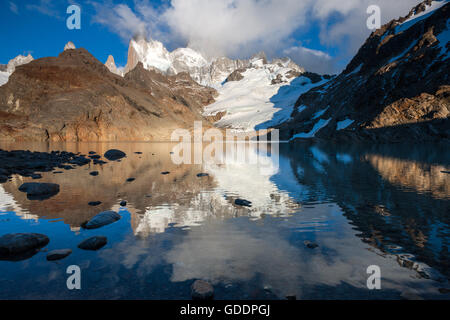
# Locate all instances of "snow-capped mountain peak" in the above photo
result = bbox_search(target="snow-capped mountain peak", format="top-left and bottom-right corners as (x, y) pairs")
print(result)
(115, 38), (305, 88)
(6, 54), (34, 73)
(64, 41), (76, 51)
(0, 53), (34, 86)
(125, 38), (173, 74)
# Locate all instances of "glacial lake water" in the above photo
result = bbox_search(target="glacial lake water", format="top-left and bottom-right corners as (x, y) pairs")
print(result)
(0, 141), (449, 299)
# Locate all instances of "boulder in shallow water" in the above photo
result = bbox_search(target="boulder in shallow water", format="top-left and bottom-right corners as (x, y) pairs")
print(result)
(120, 200), (127, 207)
(46, 249), (72, 261)
(191, 280), (214, 300)
(304, 240), (318, 249)
(0, 233), (49, 260)
(83, 211), (121, 229)
(234, 199), (252, 207)
(18, 182), (60, 200)
(77, 236), (107, 250)
(104, 149), (126, 161)
(88, 201), (102, 206)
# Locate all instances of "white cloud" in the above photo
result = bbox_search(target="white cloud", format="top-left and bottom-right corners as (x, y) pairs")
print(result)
(162, 0), (312, 58)
(91, 2), (148, 41)
(9, 2), (18, 15)
(283, 46), (337, 75)
(90, 0), (428, 73)
(26, 0), (63, 19)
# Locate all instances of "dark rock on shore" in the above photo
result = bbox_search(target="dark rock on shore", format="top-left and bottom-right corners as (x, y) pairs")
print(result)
(120, 200), (127, 207)
(126, 178), (135, 182)
(191, 280), (214, 300)
(235, 199), (252, 207)
(18, 182), (60, 200)
(83, 211), (121, 229)
(104, 149), (126, 161)
(0, 149), (92, 179)
(90, 171), (99, 176)
(88, 201), (102, 206)
(161, 171), (170, 175)
(0, 233), (49, 260)
(77, 236), (107, 251)
(46, 249), (72, 261)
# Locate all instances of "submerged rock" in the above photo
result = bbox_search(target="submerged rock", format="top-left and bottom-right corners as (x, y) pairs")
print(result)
(104, 149), (126, 161)
(83, 211), (121, 229)
(191, 280), (214, 300)
(88, 201), (102, 206)
(90, 171), (99, 176)
(120, 200), (127, 207)
(93, 159), (107, 165)
(234, 199), (252, 207)
(46, 249), (72, 261)
(18, 182), (60, 200)
(0, 233), (49, 260)
(304, 240), (319, 249)
(196, 173), (209, 177)
(161, 171), (170, 175)
(77, 236), (107, 251)
(126, 178), (135, 182)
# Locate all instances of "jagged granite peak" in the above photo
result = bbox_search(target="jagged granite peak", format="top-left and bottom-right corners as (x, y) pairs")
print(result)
(124, 38), (173, 75)
(279, 0), (449, 143)
(105, 54), (123, 76)
(0, 48), (217, 141)
(64, 41), (76, 51)
(272, 57), (305, 73)
(121, 38), (306, 88)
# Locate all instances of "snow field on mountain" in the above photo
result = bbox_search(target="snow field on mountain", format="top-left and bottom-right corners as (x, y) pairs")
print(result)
(204, 64), (328, 132)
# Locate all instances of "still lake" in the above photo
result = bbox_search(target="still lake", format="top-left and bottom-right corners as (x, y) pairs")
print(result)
(0, 141), (449, 299)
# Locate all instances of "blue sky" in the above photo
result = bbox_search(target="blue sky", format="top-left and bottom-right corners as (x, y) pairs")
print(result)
(0, 0), (421, 74)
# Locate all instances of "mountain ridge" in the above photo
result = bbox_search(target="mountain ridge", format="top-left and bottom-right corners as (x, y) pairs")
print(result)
(279, 0), (449, 142)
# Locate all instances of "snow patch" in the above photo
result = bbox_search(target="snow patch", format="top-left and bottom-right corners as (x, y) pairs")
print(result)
(0, 71), (9, 86)
(396, 1), (448, 34)
(290, 118), (331, 140)
(204, 66), (328, 132)
(312, 106), (329, 119)
(336, 119), (355, 130)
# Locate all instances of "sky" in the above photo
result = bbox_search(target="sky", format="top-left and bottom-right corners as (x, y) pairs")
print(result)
(0, 0), (423, 74)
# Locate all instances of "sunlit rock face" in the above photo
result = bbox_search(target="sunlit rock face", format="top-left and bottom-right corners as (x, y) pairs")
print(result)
(0, 49), (216, 142)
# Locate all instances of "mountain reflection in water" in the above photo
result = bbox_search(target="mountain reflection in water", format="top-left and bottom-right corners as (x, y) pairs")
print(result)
(0, 141), (449, 299)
